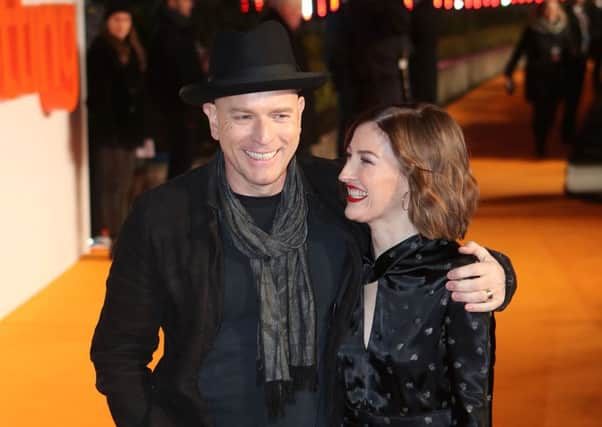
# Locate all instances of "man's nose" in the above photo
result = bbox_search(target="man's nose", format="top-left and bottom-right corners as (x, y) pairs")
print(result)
(252, 116), (274, 145)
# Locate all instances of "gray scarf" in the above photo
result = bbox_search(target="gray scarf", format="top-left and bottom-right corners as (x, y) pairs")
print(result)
(215, 151), (317, 417)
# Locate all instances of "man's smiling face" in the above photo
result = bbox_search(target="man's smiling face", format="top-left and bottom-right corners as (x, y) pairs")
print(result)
(203, 90), (305, 196)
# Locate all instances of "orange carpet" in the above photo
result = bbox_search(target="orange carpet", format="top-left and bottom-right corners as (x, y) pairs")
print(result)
(1, 72), (601, 426)
(0, 253), (115, 425)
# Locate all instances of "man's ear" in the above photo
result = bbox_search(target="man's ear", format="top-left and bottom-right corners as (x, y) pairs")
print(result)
(202, 102), (219, 141)
(297, 95), (305, 132)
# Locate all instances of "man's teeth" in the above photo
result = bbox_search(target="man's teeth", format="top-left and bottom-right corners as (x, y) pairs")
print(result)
(348, 188), (368, 198)
(245, 150), (277, 160)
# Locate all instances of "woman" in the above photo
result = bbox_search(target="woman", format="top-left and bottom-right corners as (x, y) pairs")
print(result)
(87, 0), (148, 242)
(504, 0), (573, 157)
(332, 104), (492, 426)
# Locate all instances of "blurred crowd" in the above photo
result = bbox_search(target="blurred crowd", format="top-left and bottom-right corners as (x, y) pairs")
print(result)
(504, 0), (602, 158)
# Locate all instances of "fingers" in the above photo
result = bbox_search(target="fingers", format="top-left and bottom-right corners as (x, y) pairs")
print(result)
(458, 241), (493, 263)
(447, 276), (490, 292)
(447, 275), (505, 296)
(447, 262), (487, 281)
(447, 267), (506, 312)
(448, 252), (503, 282)
(449, 286), (504, 312)
(448, 241), (507, 312)
(464, 300), (503, 313)
(451, 289), (491, 304)
(447, 283), (505, 310)
(458, 240), (479, 253)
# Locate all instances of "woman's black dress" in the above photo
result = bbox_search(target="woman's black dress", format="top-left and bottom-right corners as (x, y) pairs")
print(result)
(336, 234), (493, 427)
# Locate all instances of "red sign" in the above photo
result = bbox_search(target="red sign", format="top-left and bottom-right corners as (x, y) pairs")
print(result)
(0, 1), (79, 113)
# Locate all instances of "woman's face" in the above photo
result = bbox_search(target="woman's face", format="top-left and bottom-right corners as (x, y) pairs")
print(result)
(543, 0), (560, 22)
(338, 122), (410, 227)
(106, 12), (132, 41)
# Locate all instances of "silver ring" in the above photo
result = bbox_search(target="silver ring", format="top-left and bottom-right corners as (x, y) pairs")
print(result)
(484, 288), (494, 301)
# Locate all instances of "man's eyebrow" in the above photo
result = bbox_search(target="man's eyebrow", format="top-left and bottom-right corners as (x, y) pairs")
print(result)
(228, 108), (253, 114)
(227, 107), (295, 114)
(270, 107), (294, 113)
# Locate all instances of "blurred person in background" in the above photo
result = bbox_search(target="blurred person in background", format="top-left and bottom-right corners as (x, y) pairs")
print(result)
(505, 0), (573, 158)
(589, 0), (602, 91)
(147, 0), (211, 179)
(345, 0), (412, 118)
(326, 0), (438, 158)
(566, 78), (602, 198)
(409, 0), (440, 104)
(563, 0), (591, 144)
(324, 1), (352, 157)
(574, 87), (602, 155)
(87, 0), (151, 244)
(262, 0), (320, 155)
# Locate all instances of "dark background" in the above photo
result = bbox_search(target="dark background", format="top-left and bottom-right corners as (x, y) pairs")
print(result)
(85, 0), (532, 130)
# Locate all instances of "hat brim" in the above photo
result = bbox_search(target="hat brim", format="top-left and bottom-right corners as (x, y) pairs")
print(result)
(179, 72), (328, 105)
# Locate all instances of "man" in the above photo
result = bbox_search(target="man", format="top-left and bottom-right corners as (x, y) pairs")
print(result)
(147, 0), (210, 178)
(589, 0), (602, 91)
(345, 0), (412, 115)
(409, 0), (440, 104)
(91, 21), (516, 427)
(325, 0), (413, 157)
(564, 0), (591, 144)
(324, 1), (354, 158)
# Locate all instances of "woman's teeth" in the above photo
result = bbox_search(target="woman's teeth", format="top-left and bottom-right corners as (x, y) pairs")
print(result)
(245, 150), (277, 160)
(348, 188), (367, 198)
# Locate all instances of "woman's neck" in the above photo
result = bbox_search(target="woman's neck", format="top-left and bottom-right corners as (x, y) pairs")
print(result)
(369, 217), (419, 259)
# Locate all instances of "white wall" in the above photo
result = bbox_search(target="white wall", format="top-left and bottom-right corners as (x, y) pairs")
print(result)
(0, 0), (89, 319)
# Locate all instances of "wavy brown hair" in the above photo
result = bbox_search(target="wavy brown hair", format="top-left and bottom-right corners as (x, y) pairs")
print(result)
(344, 104), (479, 241)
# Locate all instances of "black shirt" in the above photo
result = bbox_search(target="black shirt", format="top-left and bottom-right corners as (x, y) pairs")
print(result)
(198, 193), (348, 426)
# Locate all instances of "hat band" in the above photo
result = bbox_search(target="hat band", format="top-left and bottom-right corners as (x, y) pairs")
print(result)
(208, 64), (300, 86)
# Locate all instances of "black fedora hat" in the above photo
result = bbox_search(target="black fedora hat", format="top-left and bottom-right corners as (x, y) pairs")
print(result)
(179, 21), (327, 105)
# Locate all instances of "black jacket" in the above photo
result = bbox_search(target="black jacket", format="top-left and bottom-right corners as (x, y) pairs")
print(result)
(505, 23), (573, 102)
(90, 155), (364, 427)
(87, 36), (148, 149)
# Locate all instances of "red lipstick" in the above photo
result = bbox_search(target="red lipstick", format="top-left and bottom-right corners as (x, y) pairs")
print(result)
(346, 184), (367, 203)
